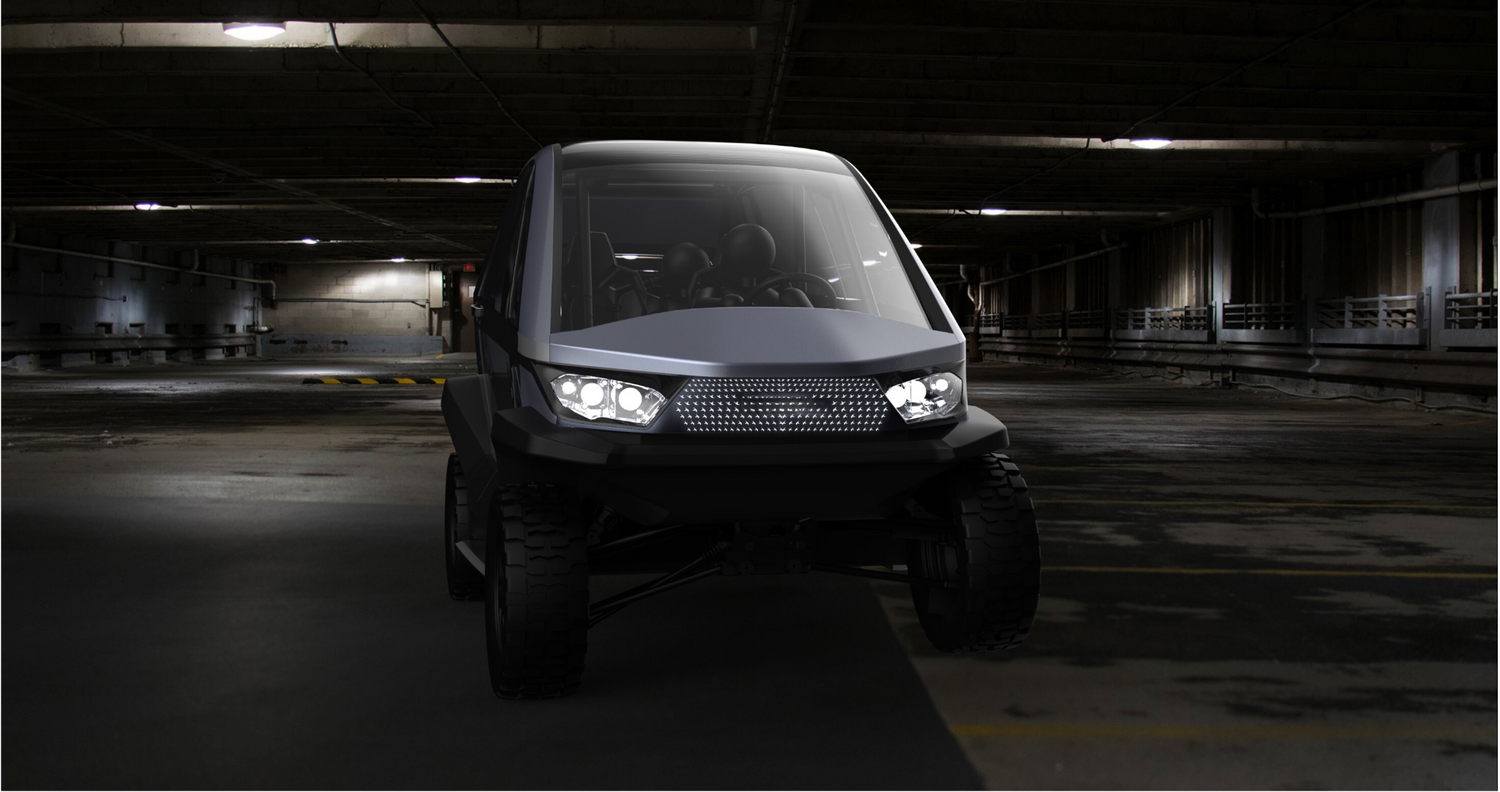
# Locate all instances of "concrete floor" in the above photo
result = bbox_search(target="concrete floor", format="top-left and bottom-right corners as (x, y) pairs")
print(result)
(2, 356), (1494, 789)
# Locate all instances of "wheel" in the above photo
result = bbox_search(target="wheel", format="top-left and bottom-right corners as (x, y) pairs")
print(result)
(444, 453), (484, 601)
(908, 453), (1040, 653)
(485, 483), (591, 699)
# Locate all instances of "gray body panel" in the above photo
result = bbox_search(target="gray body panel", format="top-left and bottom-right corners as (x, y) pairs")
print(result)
(548, 307), (964, 378)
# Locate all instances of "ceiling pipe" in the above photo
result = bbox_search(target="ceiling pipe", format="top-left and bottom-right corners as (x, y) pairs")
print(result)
(3, 241), (276, 298)
(980, 243), (1128, 286)
(1252, 179), (1496, 220)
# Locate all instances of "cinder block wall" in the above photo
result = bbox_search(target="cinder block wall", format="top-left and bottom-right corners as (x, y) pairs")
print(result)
(261, 263), (443, 355)
(2, 227), (261, 340)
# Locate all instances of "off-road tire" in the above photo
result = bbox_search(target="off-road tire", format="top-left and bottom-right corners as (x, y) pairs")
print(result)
(909, 453), (1040, 653)
(485, 483), (590, 699)
(444, 453), (484, 601)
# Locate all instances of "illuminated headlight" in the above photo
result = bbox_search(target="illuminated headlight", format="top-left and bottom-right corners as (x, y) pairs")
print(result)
(551, 374), (666, 426)
(884, 372), (963, 423)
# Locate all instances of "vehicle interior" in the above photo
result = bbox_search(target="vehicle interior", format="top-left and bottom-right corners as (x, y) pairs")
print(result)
(554, 166), (929, 332)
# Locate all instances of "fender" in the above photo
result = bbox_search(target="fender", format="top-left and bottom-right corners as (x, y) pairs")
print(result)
(441, 374), (508, 528)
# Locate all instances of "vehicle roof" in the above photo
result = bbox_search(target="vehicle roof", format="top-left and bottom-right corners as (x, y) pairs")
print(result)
(556, 140), (851, 174)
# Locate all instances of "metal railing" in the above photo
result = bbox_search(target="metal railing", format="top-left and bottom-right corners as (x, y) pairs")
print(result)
(1445, 290), (1497, 330)
(1114, 305), (1211, 331)
(1223, 302), (1299, 331)
(1067, 309), (1108, 330)
(978, 312), (1003, 329)
(1315, 294), (1420, 330)
(1002, 314), (1030, 331)
(1033, 312), (1066, 331)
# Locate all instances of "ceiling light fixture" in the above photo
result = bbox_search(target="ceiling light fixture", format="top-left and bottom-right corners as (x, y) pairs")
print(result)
(391, 257), (408, 262)
(979, 208), (1007, 216)
(453, 176), (482, 184)
(301, 238), (319, 245)
(222, 22), (287, 41)
(1129, 139), (1172, 149)
(134, 202), (161, 211)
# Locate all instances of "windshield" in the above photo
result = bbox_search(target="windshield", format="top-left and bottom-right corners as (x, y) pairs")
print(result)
(552, 159), (931, 332)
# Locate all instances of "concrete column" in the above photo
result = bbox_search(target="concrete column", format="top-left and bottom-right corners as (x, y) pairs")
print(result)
(1422, 151), (1462, 348)
(1300, 183), (1326, 344)
(1212, 208), (1230, 339)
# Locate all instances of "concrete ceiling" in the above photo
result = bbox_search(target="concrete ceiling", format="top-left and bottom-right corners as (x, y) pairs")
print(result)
(2, 0), (1494, 272)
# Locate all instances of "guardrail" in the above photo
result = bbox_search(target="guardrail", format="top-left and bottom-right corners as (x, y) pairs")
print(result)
(1223, 302), (1299, 331)
(1437, 290), (1497, 348)
(1114, 306), (1211, 332)
(1312, 293), (1422, 346)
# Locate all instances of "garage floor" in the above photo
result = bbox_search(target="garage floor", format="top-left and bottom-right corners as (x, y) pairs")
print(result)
(3, 357), (1494, 789)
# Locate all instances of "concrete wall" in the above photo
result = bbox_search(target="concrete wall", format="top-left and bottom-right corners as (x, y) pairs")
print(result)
(261, 263), (444, 355)
(976, 150), (1497, 401)
(2, 226), (262, 366)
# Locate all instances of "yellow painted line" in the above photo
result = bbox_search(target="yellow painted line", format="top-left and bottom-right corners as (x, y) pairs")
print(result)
(951, 722), (1495, 741)
(1043, 565), (1496, 580)
(433, 378), (446, 384)
(319, 377), (341, 385)
(1035, 499), (1495, 511)
(393, 377), (416, 384)
(355, 378), (379, 385)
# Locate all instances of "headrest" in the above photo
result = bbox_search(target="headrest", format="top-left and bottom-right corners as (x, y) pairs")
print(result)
(589, 232), (617, 282)
(717, 224), (776, 277)
(660, 242), (710, 288)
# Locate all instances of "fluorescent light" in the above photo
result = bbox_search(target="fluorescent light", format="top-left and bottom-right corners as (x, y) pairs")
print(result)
(301, 238), (319, 245)
(979, 208), (1007, 216)
(618, 254), (638, 260)
(390, 257), (408, 262)
(222, 22), (286, 41)
(453, 176), (482, 184)
(134, 202), (161, 211)
(910, 243), (923, 249)
(1129, 139), (1172, 149)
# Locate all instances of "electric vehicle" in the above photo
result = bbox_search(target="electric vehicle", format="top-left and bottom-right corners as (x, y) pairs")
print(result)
(442, 141), (1040, 699)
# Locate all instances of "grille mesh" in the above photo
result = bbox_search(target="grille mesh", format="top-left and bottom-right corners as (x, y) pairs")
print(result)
(671, 377), (891, 433)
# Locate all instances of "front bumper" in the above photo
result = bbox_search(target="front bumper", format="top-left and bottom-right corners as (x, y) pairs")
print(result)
(490, 406), (1009, 524)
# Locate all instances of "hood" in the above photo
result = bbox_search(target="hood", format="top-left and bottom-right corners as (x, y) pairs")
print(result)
(546, 307), (963, 378)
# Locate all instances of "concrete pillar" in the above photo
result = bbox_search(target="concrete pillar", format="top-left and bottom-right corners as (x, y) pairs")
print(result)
(1422, 151), (1462, 348)
(1212, 208), (1230, 339)
(1300, 183), (1326, 344)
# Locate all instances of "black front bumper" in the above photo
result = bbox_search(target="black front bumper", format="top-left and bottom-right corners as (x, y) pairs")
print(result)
(490, 406), (1009, 524)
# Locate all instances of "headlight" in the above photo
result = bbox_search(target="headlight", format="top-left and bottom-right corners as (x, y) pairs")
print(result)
(884, 371), (963, 423)
(550, 373), (666, 426)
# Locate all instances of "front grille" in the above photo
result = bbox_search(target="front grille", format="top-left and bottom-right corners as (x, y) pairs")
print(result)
(668, 376), (891, 433)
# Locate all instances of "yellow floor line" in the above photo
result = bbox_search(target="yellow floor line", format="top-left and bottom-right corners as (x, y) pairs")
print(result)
(319, 377), (340, 384)
(354, 377), (379, 384)
(1035, 499), (1495, 510)
(433, 378), (446, 384)
(951, 722), (1496, 741)
(393, 377), (416, 384)
(1043, 565), (1495, 580)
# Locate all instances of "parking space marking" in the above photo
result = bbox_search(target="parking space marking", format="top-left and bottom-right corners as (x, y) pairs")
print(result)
(1036, 498), (1494, 511)
(1043, 565), (1496, 580)
(950, 723), (1496, 741)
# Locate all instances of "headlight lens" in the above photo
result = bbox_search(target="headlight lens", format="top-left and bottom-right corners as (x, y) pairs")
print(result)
(551, 374), (666, 426)
(884, 371), (963, 423)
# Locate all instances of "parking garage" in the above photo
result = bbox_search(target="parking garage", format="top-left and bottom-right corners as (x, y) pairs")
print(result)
(2, 2), (1495, 789)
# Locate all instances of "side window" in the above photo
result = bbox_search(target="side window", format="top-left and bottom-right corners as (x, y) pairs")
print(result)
(475, 162), (535, 317)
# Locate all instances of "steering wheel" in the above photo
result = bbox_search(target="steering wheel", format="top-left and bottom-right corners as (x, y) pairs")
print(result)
(743, 273), (838, 303)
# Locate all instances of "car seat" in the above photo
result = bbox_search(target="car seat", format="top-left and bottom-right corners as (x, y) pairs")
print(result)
(692, 224), (782, 307)
(654, 242), (711, 313)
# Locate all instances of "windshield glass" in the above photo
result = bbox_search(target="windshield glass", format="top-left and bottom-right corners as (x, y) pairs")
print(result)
(552, 159), (931, 332)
